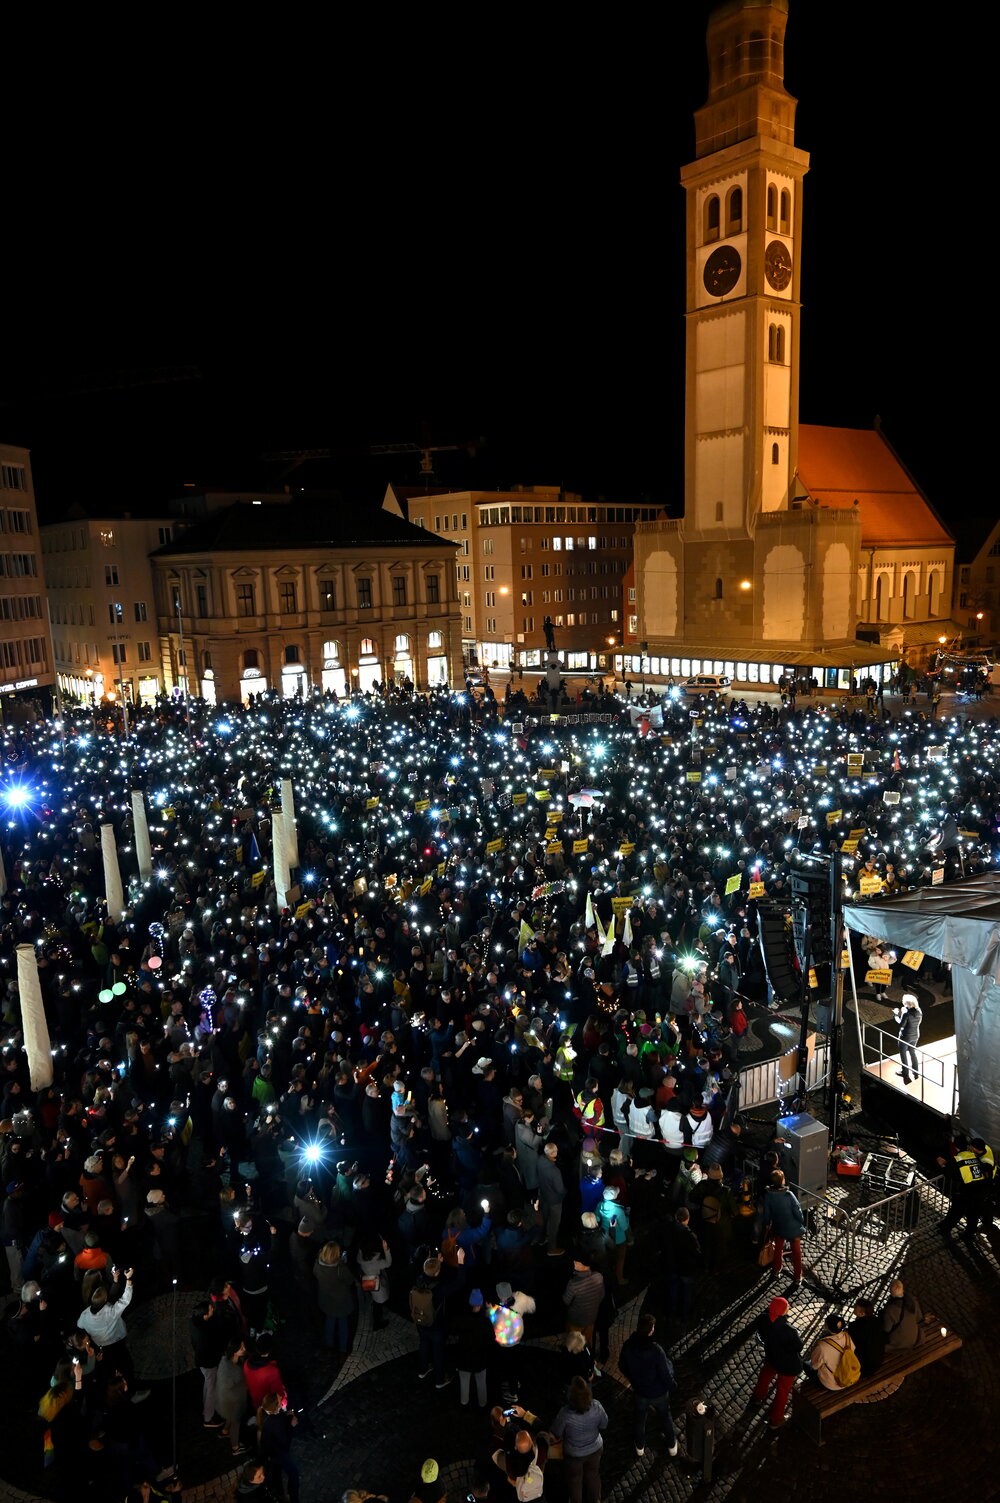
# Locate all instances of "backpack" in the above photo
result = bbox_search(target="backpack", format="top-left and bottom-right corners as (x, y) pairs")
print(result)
(409, 1283), (435, 1327)
(515, 1462), (544, 1501)
(832, 1336), (861, 1388)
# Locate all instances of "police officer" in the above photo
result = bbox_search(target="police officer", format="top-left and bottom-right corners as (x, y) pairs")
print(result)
(939, 1136), (995, 1242)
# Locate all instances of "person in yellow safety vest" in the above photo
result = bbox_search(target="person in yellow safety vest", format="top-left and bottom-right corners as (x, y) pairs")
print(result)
(554, 1038), (576, 1083)
(939, 1136), (995, 1241)
(574, 1078), (606, 1133)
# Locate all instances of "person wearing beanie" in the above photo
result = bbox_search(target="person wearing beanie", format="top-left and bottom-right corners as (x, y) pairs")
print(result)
(751, 1296), (804, 1427)
(453, 1287), (492, 1409)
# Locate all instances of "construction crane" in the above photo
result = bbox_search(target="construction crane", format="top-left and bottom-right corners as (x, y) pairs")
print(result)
(262, 433), (483, 482)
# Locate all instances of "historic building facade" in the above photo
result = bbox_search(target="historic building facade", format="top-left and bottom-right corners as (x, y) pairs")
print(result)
(151, 496), (461, 703)
(0, 441), (54, 715)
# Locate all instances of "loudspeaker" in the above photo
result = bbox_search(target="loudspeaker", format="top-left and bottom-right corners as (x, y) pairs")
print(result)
(756, 904), (800, 1004)
(778, 1111), (828, 1193)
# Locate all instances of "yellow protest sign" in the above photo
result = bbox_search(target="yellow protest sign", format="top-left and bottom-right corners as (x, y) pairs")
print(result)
(572, 838), (589, 854)
(366, 797), (379, 810)
(686, 771), (702, 783)
(539, 768), (556, 779)
(808, 968), (818, 989)
(959, 830), (980, 841)
(611, 896), (633, 916)
(932, 867), (945, 886)
(251, 869), (265, 888)
(419, 876), (433, 895)
(859, 875), (883, 895)
(535, 789), (552, 801)
(295, 900), (313, 919)
(902, 950), (924, 970)
(619, 841), (635, 856)
(415, 799), (430, 813)
(826, 809), (842, 826)
(841, 950), (850, 969)
(725, 874), (741, 895)
(512, 792), (527, 806)
(548, 809), (564, 823)
(546, 841), (563, 854)
(353, 877), (368, 896)
(486, 838), (503, 854)
(748, 881), (764, 899)
(865, 968), (892, 986)
(850, 828), (867, 839)
(847, 753), (863, 772)
(544, 829), (558, 843)
(841, 839), (859, 853)
(814, 764), (827, 777)
(437, 861), (447, 877)
(383, 874), (397, 890)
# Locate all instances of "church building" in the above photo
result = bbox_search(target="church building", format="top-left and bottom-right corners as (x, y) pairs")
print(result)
(633, 0), (955, 690)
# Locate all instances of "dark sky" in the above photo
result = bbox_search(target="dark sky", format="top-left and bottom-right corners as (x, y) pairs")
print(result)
(3, 4), (983, 544)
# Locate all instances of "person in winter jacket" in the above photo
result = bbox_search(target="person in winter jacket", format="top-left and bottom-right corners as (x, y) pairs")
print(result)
(750, 1296), (803, 1428)
(881, 1278), (925, 1350)
(562, 1258), (605, 1348)
(595, 1185), (630, 1284)
(810, 1312), (857, 1390)
(453, 1287), (493, 1408)
(618, 1313), (678, 1458)
(762, 1170), (806, 1285)
(314, 1241), (358, 1352)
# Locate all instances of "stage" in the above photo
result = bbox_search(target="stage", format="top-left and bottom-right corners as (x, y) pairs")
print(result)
(862, 1033), (959, 1120)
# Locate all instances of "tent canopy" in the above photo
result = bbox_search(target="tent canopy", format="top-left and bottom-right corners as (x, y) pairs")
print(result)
(845, 873), (1000, 1143)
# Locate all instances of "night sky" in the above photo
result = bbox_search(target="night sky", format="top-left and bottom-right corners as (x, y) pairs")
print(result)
(2, 5), (983, 546)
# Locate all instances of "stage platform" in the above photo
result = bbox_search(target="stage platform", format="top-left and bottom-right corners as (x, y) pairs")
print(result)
(862, 1034), (959, 1121)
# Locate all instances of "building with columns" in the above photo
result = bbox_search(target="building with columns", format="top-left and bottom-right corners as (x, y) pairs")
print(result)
(150, 495), (461, 702)
(631, 0), (954, 689)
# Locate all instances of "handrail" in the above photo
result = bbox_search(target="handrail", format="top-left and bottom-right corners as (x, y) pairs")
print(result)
(863, 1022), (947, 1091)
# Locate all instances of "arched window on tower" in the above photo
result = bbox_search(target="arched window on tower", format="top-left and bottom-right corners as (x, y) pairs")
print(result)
(874, 574), (888, 622)
(779, 189), (791, 234)
(771, 443), (780, 465)
(768, 324), (777, 361)
(726, 185), (743, 235)
(714, 578), (723, 599)
(766, 184), (777, 230)
(928, 571), (942, 616)
(903, 571), (917, 620)
(705, 195), (720, 243)
(776, 326), (786, 363)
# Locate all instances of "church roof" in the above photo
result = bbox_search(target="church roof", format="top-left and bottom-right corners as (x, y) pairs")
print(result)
(797, 425), (952, 548)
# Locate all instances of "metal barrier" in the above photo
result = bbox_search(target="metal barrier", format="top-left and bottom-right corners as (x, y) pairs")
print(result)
(788, 1169), (948, 1296)
(737, 1040), (830, 1112)
(862, 1022), (959, 1118)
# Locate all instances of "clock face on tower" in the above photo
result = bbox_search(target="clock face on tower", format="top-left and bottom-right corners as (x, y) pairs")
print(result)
(764, 239), (793, 291)
(703, 244), (742, 297)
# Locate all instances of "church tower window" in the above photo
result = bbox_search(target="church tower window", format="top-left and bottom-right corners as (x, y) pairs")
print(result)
(766, 184), (777, 229)
(779, 189), (790, 233)
(771, 443), (780, 464)
(705, 195), (720, 243)
(726, 186), (743, 235)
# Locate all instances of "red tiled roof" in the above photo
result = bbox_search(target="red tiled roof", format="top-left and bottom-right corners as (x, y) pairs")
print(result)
(797, 425), (952, 547)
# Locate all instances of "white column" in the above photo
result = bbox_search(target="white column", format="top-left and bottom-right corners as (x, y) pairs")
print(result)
(131, 790), (153, 879)
(101, 822), (125, 922)
(280, 778), (299, 871)
(17, 943), (53, 1091)
(271, 810), (289, 910)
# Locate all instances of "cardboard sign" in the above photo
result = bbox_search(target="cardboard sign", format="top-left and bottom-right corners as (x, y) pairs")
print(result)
(535, 789), (551, 801)
(901, 950), (924, 970)
(808, 968), (818, 989)
(353, 877), (368, 896)
(366, 796), (379, 810)
(814, 764), (827, 777)
(539, 768), (556, 779)
(932, 866), (945, 886)
(850, 828), (867, 839)
(619, 841), (635, 856)
(686, 771), (702, 783)
(725, 874), (742, 895)
(611, 896), (633, 916)
(841, 950), (851, 969)
(865, 968), (892, 986)
(572, 838), (589, 854)
(548, 809), (564, 823)
(859, 875), (883, 895)
(847, 753), (864, 772)
(486, 838), (503, 855)
(295, 900), (313, 919)
(797, 816), (809, 829)
(826, 809), (842, 826)
(546, 841), (563, 854)
(251, 869), (266, 888)
(544, 829), (558, 843)
(512, 792), (527, 806)
(841, 839), (859, 854)
(415, 799), (430, 813)
(884, 791), (900, 805)
(726, 766), (738, 781)
(748, 881), (765, 899)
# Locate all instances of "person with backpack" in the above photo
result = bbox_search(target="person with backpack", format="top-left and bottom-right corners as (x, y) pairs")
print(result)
(809, 1312), (860, 1390)
(410, 1255), (451, 1389)
(750, 1296), (804, 1428)
(618, 1313), (679, 1459)
(881, 1278), (926, 1350)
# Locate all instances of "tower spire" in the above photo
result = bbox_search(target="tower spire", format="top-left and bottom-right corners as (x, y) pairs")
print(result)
(695, 1), (797, 158)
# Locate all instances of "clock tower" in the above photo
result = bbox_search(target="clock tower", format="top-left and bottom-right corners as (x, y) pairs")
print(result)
(681, 0), (809, 537)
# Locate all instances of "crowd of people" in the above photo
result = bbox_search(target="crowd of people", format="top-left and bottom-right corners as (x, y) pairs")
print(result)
(0, 675), (996, 1503)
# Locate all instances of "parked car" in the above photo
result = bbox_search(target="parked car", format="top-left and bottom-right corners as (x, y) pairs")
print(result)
(682, 673), (730, 693)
